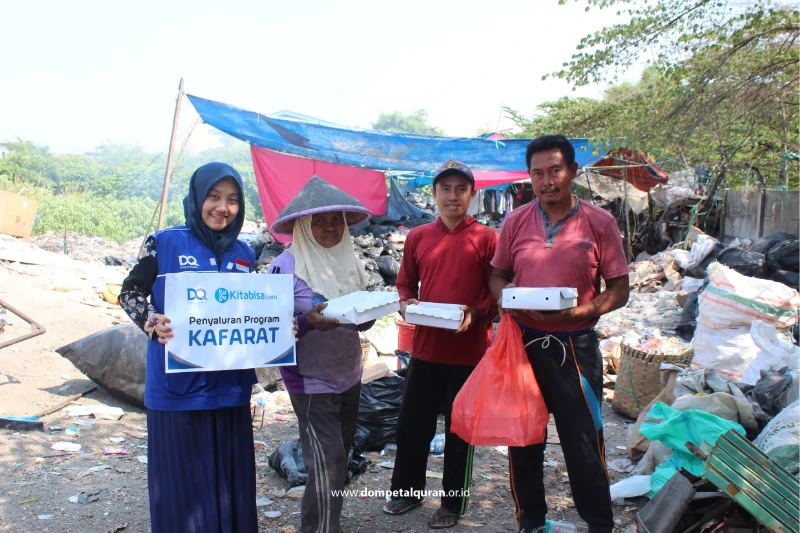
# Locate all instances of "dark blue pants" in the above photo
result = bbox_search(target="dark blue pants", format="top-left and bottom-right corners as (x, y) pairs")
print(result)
(147, 407), (257, 533)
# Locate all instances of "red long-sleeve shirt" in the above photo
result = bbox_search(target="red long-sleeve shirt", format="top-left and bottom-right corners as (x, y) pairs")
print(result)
(396, 216), (498, 366)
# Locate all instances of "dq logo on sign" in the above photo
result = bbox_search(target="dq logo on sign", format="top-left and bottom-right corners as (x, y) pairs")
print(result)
(179, 255), (198, 267)
(215, 288), (229, 304)
(187, 288), (208, 301)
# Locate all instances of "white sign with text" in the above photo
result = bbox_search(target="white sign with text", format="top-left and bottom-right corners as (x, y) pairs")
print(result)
(163, 272), (296, 373)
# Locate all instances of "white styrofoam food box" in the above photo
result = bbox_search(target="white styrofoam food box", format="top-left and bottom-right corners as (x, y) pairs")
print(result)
(320, 291), (400, 325)
(404, 302), (464, 330)
(502, 287), (578, 311)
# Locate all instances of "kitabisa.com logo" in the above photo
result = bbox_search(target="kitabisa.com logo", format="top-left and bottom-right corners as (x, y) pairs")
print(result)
(186, 288), (277, 303)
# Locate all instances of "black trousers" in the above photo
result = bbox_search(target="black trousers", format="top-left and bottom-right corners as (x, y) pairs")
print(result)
(390, 358), (475, 514)
(290, 383), (361, 533)
(509, 329), (614, 533)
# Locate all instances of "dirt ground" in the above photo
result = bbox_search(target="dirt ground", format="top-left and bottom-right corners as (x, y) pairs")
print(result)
(0, 249), (642, 533)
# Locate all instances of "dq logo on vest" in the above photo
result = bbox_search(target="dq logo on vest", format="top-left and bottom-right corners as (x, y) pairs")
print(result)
(187, 288), (208, 301)
(179, 255), (198, 267)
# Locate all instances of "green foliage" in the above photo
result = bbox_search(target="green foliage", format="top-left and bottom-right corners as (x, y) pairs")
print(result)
(372, 110), (445, 135)
(511, 0), (799, 188)
(0, 130), (266, 242)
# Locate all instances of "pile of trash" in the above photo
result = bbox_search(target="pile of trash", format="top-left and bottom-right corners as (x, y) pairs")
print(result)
(599, 227), (800, 531)
(251, 214), (437, 291)
(29, 231), (142, 267)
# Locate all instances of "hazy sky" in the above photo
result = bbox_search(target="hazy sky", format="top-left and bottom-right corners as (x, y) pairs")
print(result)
(0, 0), (639, 154)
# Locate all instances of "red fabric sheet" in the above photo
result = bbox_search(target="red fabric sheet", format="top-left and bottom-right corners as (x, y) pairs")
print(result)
(473, 170), (528, 190)
(251, 146), (388, 243)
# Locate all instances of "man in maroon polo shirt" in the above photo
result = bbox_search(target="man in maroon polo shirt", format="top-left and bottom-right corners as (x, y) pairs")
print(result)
(489, 135), (629, 533)
(383, 160), (498, 529)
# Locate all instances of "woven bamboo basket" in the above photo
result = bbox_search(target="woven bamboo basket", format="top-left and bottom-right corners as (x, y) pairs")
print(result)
(611, 344), (693, 419)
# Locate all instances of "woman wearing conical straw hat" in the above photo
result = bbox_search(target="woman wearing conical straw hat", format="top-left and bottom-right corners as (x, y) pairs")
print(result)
(268, 176), (377, 533)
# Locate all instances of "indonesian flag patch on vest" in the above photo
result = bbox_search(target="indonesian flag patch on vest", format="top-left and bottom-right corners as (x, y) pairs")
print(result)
(234, 258), (250, 272)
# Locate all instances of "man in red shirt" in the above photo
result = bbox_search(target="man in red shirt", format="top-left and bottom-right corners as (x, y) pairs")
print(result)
(489, 135), (629, 533)
(383, 160), (498, 529)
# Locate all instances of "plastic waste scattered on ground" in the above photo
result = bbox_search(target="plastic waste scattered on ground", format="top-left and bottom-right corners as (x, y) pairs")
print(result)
(103, 446), (127, 455)
(264, 511), (282, 518)
(380, 443), (397, 457)
(109, 436), (125, 443)
(609, 475), (652, 499)
(136, 456), (147, 464)
(608, 457), (635, 473)
(255, 498), (273, 507)
(74, 419), (96, 427)
(64, 425), (80, 436)
(62, 404), (125, 420)
(545, 520), (577, 533)
(268, 441), (307, 488)
(429, 433), (445, 455)
(69, 490), (102, 504)
(51, 441), (81, 452)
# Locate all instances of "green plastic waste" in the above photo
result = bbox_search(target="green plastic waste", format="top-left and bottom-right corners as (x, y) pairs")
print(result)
(640, 402), (745, 497)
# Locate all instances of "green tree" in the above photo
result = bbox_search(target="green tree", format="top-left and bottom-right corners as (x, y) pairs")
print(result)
(372, 110), (445, 135)
(518, 0), (799, 188)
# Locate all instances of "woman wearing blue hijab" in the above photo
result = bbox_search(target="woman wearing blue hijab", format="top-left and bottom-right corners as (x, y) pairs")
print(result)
(119, 162), (258, 533)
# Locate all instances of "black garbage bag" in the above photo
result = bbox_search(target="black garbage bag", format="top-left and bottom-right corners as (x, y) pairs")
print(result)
(363, 258), (379, 272)
(258, 243), (285, 266)
(395, 350), (411, 370)
(269, 439), (368, 487)
(376, 256), (400, 285)
(355, 374), (405, 452)
(751, 232), (797, 255)
(683, 241), (726, 279)
(399, 215), (435, 228)
(355, 235), (375, 248)
(767, 240), (799, 273)
(772, 270), (799, 291)
(364, 247), (383, 259)
(367, 271), (384, 288)
(268, 441), (307, 487)
(676, 291), (700, 341)
(716, 247), (767, 278)
(370, 224), (397, 238)
(746, 367), (794, 425)
(56, 323), (147, 408)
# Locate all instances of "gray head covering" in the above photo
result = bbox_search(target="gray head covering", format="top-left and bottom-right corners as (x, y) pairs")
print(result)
(270, 176), (372, 235)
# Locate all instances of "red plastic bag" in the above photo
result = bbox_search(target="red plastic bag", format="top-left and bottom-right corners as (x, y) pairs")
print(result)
(451, 314), (548, 446)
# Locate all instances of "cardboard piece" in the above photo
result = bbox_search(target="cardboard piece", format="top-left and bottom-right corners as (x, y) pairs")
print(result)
(320, 291), (400, 325)
(0, 191), (38, 239)
(502, 287), (578, 311)
(405, 302), (464, 330)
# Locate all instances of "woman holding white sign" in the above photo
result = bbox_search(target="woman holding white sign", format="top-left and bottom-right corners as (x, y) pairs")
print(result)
(267, 176), (376, 533)
(118, 162), (258, 533)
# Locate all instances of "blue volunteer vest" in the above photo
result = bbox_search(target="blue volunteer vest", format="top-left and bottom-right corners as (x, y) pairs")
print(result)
(146, 226), (257, 411)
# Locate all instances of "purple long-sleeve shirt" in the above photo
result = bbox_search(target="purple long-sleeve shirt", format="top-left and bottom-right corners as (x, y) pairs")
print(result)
(268, 252), (372, 394)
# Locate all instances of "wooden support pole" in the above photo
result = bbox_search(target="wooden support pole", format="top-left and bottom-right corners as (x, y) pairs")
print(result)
(157, 78), (185, 231)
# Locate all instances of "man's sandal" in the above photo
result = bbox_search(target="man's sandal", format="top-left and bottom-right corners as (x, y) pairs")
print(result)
(428, 508), (460, 529)
(382, 498), (423, 515)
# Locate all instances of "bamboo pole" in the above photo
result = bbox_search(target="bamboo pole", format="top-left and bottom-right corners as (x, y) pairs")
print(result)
(157, 78), (185, 231)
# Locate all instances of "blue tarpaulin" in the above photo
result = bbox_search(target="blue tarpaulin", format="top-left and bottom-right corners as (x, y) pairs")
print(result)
(188, 94), (604, 173)
(386, 179), (436, 220)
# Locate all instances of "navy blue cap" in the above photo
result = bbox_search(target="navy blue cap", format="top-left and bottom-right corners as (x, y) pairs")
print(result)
(433, 159), (475, 186)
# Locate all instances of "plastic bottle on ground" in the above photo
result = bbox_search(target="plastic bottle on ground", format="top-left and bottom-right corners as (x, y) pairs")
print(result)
(429, 433), (445, 455)
(546, 520), (577, 533)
